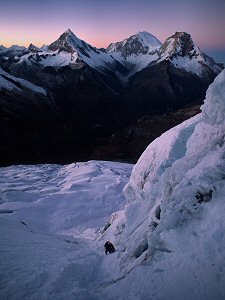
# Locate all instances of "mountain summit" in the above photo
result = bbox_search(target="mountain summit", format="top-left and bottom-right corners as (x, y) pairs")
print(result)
(160, 32), (195, 58)
(158, 31), (222, 75)
(28, 43), (40, 53)
(107, 31), (162, 58)
(47, 29), (116, 69)
(49, 29), (91, 54)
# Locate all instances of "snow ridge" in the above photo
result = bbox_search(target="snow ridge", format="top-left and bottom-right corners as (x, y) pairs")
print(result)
(0, 67), (46, 95)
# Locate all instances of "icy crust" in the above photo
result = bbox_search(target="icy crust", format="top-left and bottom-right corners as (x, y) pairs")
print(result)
(0, 67), (46, 95)
(201, 70), (225, 125)
(98, 186), (225, 300)
(124, 115), (200, 204)
(120, 71), (225, 289)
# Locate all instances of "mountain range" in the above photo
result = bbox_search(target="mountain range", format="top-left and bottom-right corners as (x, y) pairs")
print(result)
(0, 29), (223, 165)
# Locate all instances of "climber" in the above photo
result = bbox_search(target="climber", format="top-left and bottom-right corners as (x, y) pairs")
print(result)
(104, 241), (115, 255)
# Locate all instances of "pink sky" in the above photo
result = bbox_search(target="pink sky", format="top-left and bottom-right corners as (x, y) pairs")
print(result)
(0, 0), (225, 51)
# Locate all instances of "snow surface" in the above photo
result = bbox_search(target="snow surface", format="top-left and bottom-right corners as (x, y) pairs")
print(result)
(170, 47), (218, 77)
(0, 67), (46, 95)
(1, 71), (225, 300)
(136, 31), (162, 49)
(19, 51), (78, 68)
(172, 55), (204, 76)
(0, 161), (132, 299)
(111, 51), (159, 80)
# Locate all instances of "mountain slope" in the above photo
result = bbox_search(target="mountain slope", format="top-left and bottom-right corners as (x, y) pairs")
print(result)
(0, 67), (46, 95)
(0, 161), (133, 299)
(97, 69), (225, 300)
(107, 31), (162, 78)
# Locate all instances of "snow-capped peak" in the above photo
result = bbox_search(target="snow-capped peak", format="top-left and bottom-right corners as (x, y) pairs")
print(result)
(65, 28), (73, 35)
(159, 32), (196, 58)
(28, 43), (40, 53)
(49, 29), (91, 54)
(107, 31), (162, 58)
(158, 32), (223, 76)
(136, 31), (162, 49)
(60, 28), (83, 47)
(18, 29), (115, 71)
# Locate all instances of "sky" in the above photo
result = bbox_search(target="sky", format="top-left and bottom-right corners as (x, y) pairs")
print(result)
(0, 0), (225, 63)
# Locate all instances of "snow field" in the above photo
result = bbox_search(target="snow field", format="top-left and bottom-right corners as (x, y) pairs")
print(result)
(0, 161), (133, 299)
(0, 161), (132, 238)
(0, 218), (104, 300)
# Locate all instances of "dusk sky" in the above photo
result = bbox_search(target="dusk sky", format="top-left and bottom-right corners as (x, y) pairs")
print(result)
(0, 0), (225, 62)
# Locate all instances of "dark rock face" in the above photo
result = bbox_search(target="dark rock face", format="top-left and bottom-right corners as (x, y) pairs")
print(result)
(120, 60), (213, 122)
(91, 104), (201, 163)
(28, 44), (40, 53)
(48, 29), (99, 56)
(0, 65), (123, 166)
(159, 32), (195, 57)
(107, 35), (149, 57)
(49, 30), (77, 54)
